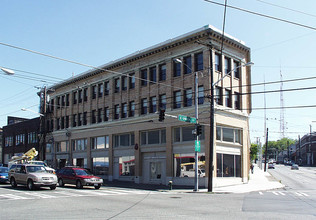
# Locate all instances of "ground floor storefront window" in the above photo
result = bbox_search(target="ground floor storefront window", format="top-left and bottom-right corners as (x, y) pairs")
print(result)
(119, 156), (135, 176)
(174, 153), (205, 178)
(92, 157), (109, 176)
(216, 153), (241, 177)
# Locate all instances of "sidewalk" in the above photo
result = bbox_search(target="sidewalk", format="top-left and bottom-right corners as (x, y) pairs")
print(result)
(212, 164), (285, 193)
(103, 164), (285, 194)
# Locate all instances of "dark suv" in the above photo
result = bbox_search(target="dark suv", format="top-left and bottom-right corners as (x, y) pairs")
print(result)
(56, 167), (103, 189)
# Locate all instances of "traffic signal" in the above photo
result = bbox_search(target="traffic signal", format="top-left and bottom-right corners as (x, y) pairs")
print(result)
(159, 109), (165, 121)
(195, 124), (202, 136)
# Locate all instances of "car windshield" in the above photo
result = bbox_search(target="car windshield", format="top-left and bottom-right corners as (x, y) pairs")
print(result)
(26, 166), (47, 173)
(0, 167), (8, 173)
(75, 169), (93, 176)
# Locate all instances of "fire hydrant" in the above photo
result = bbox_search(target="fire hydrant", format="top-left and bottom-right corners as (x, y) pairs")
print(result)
(168, 181), (173, 190)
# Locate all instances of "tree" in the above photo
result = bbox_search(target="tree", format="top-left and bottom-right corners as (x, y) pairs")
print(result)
(250, 144), (258, 161)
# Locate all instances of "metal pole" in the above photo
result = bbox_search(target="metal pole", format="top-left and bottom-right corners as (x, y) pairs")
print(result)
(194, 71), (199, 192)
(264, 128), (268, 172)
(208, 49), (214, 192)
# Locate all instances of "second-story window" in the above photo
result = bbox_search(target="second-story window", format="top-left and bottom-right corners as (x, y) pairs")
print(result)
(198, 86), (204, 105)
(215, 86), (223, 105)
(141, 98), (147, 115)
(149, 66), (157, 84)
(98, 108), (102, 123)
(92, 110), (96, 124)
(174, 91), (181, 109)
(129, 101), (135, 117)
(104, 107), (109, 121)
(184, 88), (192, 107)
(115, 78), (120, 93)
(114, 105), (120, 119)
(122, 103), (127, 118)
(141, 69), (147, 86)
(61, 96), (65, 107)
(83, 112), (87, 125)
(234, 92), (241, 110)
(225, 89), (232, 108)
(72, 114), (77, 127)
(159, 94), (166, 110)
(129, 73), (135, 89)
(149, 96), (157, 113)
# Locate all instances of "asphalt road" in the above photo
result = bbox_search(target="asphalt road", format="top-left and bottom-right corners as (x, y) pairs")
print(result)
(1, 166), (315, 220)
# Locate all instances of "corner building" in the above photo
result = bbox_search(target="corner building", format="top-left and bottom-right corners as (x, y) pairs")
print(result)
(45, 25), (252, 188)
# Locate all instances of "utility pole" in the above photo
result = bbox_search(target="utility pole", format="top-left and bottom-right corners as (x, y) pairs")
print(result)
(194, 70), (199, 192)
(38, 86), (47, 161)
(264, 128), (268, 172)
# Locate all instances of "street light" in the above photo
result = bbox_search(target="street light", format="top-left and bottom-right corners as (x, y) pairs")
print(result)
(174, 58), (200, 192)
(1, 67), (15, 75)
(208, 60), (254, 192)
(21, 108), (44, 116)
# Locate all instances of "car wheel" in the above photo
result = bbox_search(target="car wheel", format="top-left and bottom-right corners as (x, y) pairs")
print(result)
(76, 180), (83, 189)
(27, 179), (34, 190)
(94, 184), (101, 189)
(10, 178), (17, 188)
(58, 178), (64, 187)
(50, 185), (57, 190)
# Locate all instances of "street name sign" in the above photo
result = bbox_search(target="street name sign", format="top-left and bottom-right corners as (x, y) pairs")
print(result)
(178, 115), (197, 124)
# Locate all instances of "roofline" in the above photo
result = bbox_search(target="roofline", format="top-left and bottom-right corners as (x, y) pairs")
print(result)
(51, 24), (249, 89)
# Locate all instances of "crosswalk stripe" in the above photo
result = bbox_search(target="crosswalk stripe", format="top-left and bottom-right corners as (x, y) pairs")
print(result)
(53, 191), (85, 197)
(300, 192), (309, 197)
(295, 192), (303, 196)
(259, 192), (263, 195)
(279, 192), (285, 196)
(0, 194), (29, 200)
(272, 192), (279, 196)
(24, 192), (56, 199)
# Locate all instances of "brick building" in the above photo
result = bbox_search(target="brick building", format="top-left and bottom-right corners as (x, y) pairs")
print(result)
(45, 25), (252, 187)
(2, 117), (40, 165)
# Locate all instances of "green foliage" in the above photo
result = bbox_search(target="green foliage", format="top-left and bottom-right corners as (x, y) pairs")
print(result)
(250, 144), (258, 161)
(262, 137), (296, 154)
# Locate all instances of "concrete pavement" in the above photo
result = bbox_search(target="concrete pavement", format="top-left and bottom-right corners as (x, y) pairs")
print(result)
(103, 164), (285, 194)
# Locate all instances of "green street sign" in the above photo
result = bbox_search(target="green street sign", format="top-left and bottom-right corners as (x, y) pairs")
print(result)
(178, 115), (197, 124)
(195, 140), (201, 152)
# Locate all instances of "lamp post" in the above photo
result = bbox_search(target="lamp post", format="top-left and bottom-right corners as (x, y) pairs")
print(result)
(209, 61), (254, 192)
(174, 58), (200, 191)
(1, 67), (15, 75)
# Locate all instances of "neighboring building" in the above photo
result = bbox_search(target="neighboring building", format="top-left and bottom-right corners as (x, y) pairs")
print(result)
(2, 117), (40, 165)
(295, 133), (316, 166)
(45, 25), (252, 187)
(0, 128), (3, 164)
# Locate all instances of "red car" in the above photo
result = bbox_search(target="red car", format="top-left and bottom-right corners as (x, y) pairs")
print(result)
(56, 167), (103, 189)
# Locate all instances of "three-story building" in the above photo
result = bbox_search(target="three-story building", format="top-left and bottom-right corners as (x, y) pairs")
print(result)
(45, 25), (252, 187)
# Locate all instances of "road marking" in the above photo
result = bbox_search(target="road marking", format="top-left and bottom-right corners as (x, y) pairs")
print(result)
(279, 192), (285, 196)
(53, 191), (85, 197)
(24, 192), (56, 199)
(259, 192), (263, 195)
(300, 192), (309, 197)
(295, 192), (304, 197)
(272, 192), (279, 196)
(0, 194), (29, 200)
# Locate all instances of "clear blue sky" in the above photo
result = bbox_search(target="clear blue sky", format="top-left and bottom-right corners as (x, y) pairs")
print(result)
(1, 0), (316, 143)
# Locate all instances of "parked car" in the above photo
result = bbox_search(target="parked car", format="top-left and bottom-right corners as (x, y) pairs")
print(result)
(56, 167), (103, 189)
(291, 164), (299, 170)
(8, 164), (57, 190)
(0, 167), (9, 183)
(268, 163), (275, 169)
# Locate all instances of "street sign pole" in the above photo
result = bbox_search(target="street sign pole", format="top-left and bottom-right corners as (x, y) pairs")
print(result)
(194, 71), (199, 192)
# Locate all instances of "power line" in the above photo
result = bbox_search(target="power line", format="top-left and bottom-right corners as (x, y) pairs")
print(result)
(256, 0), (316, 18)
(203, 0), (316, 31)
